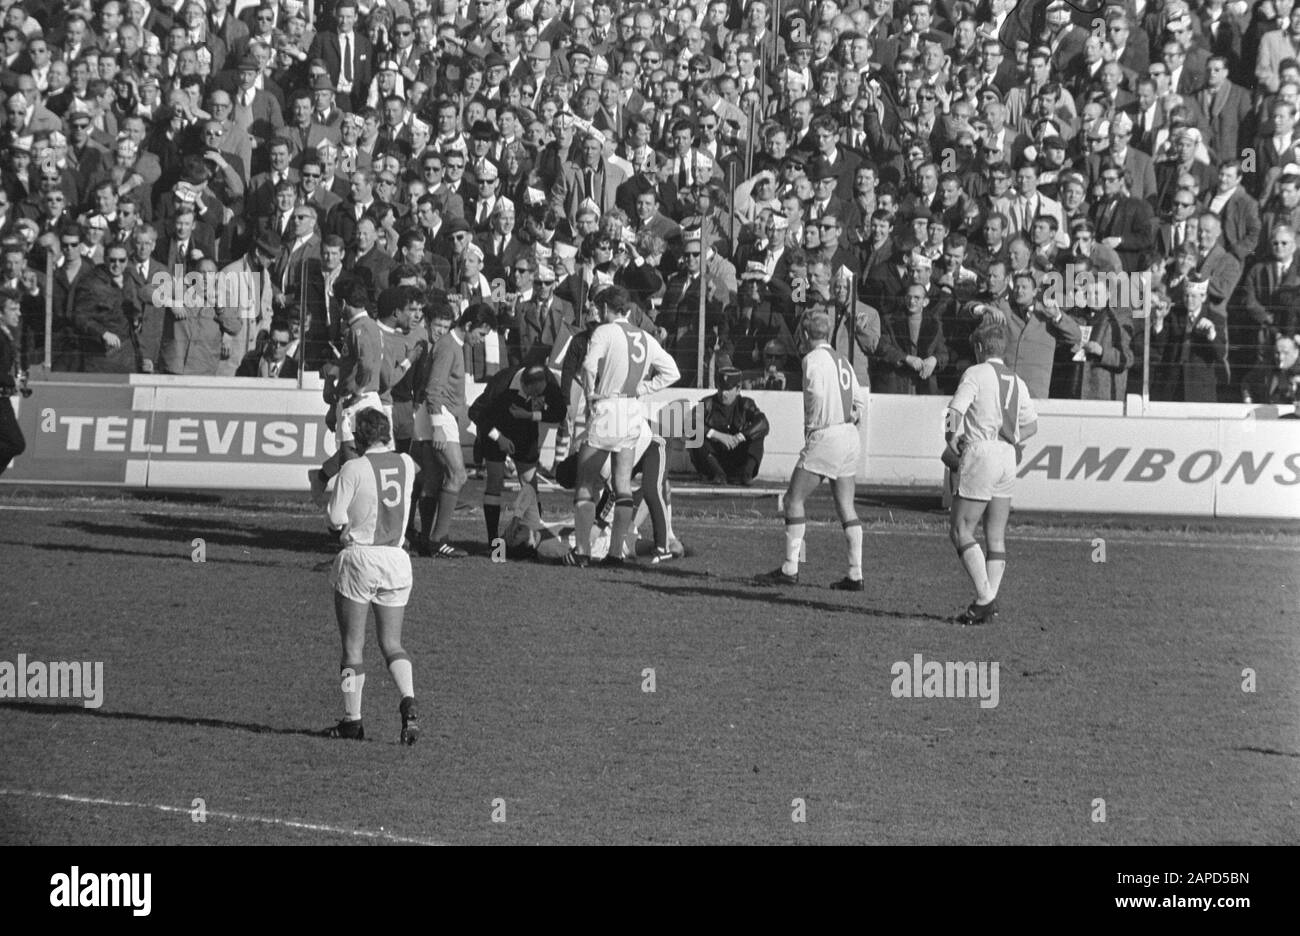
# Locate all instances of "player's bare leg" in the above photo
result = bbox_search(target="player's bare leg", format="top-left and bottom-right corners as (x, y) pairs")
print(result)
(638, 443), (671, 559)
(983, 496), (1011, 600)
(950, 496), (997, 623)
(376, 606), (418, 745)
(829, 475), (864, 591)
(568, 445), (608, 565)
(755, 467), (820, 585)
(603, 448), (637, 566)
(428, 436), (468, 557)
(328, 592), (369, 739)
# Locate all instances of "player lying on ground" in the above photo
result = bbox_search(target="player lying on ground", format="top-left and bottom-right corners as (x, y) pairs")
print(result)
(324, 408), (421, 744)
(469, 363), (567, 545)
(755, 310), (868, 590)
(944, 320), (1039, 625)
(566, 286), (680, 568)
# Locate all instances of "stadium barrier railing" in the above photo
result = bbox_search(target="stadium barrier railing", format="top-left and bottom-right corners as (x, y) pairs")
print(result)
(4, 372), (1296, 519)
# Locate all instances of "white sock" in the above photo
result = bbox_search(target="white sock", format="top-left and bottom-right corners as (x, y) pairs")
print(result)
(844, 520), (863, 580)
(959, 543), (993, 603)
(986, 553), (1006, 598)
(783, 519), (805, 576)
(340, 665), (365, 721)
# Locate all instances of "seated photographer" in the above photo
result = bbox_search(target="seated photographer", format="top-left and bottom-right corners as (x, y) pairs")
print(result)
(689, 367), (770, 486)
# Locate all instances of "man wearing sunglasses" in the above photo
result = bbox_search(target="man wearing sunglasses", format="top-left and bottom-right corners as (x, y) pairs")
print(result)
(236, 319), (299, 378)
(73, 245), (139, 373)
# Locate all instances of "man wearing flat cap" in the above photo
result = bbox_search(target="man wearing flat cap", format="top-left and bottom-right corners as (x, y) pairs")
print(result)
(690, 367), (770, 486)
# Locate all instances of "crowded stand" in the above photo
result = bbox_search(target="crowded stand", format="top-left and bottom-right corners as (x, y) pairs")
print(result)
(3, 0), (1300, 491)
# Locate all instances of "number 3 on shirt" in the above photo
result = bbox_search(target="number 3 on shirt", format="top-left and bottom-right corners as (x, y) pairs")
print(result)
(621, 328), (648, 396)
(629, 331), (647, 364)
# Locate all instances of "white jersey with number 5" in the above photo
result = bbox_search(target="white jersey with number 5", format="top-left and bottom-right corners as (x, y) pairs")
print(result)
(582, 320), (679, 402)
(948, 358), (1038, 447)
(327, 450), (418, 547)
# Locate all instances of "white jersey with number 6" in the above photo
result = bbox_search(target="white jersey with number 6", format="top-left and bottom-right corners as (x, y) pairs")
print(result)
(802, 343), (866, 432)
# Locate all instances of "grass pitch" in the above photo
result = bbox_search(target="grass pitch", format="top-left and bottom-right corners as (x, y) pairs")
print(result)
(1, 489), (1297, 845)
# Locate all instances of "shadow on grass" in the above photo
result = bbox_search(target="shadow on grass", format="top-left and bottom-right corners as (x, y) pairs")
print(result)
(0, 700), (328, 740)
(0, 538), (314, 567)
(627, 579), (954, 624)
(1235, 745), (1300, 758)
(53, 517), (333, 554)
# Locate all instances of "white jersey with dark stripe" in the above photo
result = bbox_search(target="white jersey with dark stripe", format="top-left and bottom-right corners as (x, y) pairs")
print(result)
(802, 343), (864, 432)
(582, 319), (679, 402)
(327, 449), (418, 547)
(948, 358), (1038, 447)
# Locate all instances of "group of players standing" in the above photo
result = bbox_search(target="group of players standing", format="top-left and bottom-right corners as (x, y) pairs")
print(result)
(314, 280), (1035, 742)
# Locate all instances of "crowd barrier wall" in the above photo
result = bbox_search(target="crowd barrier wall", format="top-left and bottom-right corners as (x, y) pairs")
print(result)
(4, 375), (1296, 519)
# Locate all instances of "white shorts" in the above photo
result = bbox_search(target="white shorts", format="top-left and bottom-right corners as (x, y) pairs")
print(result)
(796, 423), (860, 479)
(957, 439), (1017, 501)
(330, 544), (413, 607)
(587, 398), (645, 453)
(336, 392), (384, 445)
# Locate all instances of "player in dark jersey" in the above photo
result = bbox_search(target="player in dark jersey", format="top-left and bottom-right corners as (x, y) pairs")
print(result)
(469, 363), (568, 545)
(323, 409), (421, 743)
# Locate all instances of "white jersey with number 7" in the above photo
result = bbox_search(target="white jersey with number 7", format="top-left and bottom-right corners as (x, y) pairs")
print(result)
(948, 358), (1038, 447)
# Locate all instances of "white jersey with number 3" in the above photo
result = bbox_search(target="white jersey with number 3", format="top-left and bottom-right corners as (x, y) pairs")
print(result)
(582, 320), (679, 401)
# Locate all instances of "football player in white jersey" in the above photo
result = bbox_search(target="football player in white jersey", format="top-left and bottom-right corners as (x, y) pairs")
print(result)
(564, 286), (680, 567)
(944, 320), (1039, 624)
(755, 310), (869, 589)
(324, 409), (422, 743)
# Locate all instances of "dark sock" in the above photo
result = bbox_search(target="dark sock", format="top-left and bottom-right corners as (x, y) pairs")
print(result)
(432, 488), (459, 542)
(485, 505), (500, 541)
(595, 489), (614, 528)
(418, 496), (437, 542)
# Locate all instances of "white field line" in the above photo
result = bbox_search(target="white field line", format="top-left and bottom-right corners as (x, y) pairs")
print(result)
(1, 503), (1297, 552)
(0, 788), (447, 846)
